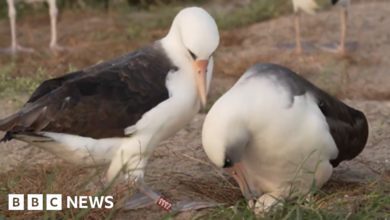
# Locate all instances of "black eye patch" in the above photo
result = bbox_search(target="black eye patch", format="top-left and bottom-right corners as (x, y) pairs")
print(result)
(188, 49), (197, 60)
(223, 158), (234, 168)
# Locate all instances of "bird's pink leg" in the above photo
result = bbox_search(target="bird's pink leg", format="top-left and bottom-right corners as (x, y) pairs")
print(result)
(317, 8), (350, 54)
(120, 177), (221, 212)
(47, 0), (68, 52)
(294, 12), (303, 54)
(1, 0), (35, 55)
(337, 9), (347, 54)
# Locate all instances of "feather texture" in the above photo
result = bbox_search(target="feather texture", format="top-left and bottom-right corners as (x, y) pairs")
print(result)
(0, 42), (177, 140)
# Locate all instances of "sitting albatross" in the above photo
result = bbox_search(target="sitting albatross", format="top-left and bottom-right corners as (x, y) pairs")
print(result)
(0, 7), (220, 211)
(202, 63), (368, 213)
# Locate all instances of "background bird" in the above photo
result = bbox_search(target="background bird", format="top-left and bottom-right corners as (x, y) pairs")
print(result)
(1, 0), (67, 55)
(290, 0), (352, 54)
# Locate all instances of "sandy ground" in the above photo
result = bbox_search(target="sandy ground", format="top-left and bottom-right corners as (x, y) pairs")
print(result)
(0, 1), (389, 219)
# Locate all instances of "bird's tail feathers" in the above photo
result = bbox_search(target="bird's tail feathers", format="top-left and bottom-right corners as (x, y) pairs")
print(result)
(0, 103), (49, 132)
(13, 132), (53, 143)
(1, 131), (53, 143)
(0, 103), (51, 143)
(0, 112), (21, 132)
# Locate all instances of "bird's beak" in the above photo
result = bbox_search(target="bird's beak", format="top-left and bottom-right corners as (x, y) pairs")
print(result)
(224, 163), (256, 200)
(192, 59), (209, 107)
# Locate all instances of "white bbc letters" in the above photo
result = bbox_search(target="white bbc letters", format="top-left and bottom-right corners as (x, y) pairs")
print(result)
(8, 194), (113, 210)
(8, 194), (24, 210)
(47, 194), (62, 210)
(27, 194), (43, 210)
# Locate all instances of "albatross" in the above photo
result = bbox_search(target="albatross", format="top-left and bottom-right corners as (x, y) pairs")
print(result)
(2, 0), (67, 54)
(202, 63), (368, 213)
(291, 0), (351, 54)
(0, 7), (220, 211)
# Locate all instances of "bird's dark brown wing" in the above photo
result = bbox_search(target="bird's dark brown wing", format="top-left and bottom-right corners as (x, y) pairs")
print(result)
(0, 42), (177, 139)
(313, 92), (369, 167)
(251, 63), (369, 167)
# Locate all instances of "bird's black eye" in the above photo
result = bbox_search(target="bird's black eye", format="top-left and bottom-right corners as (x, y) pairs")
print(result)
(188, 50), (197, 60)
(223, 158), (234, 168)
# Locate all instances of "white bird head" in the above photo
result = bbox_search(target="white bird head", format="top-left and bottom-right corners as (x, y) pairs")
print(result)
(202, 96), (258, 200)
(165, 7), (220, 107)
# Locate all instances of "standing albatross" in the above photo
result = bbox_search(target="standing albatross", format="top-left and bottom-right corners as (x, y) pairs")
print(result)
(202, 63), (368, 213)
(291, 0), (351, 54)
(0, 7), (220, 211)
(2, 0), (67, 55)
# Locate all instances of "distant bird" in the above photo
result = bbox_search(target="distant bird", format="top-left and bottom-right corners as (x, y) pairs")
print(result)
(0, 7), (220, 211)
(202, 63), (368, 213)
(291, 0), (351, 54)
(2, 0), (66, 55)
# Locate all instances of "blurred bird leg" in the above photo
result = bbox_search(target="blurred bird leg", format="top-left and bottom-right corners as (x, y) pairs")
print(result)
(294, 12), (303, 54)
(338, 9), (347, 54)
(47, 0), (68, 52)
(120, 177), (220, 211)
(1, 0), (35, 55)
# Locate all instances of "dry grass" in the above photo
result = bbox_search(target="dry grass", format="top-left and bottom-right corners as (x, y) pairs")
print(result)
(0, 159), (240, 219)
(0, 0), (389, 219)
(1, 161), (390, 220)
(0, 163), (133, 219)
(177, 179), (242, 205)
(0, 102), (389, 219)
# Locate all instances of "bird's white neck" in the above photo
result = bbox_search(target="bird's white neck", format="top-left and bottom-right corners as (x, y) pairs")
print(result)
(159, 34), (213, 106)
(160, 32), (190, 69)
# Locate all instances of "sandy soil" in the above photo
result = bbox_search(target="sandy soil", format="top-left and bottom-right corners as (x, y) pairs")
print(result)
(0, 1), (389, 219)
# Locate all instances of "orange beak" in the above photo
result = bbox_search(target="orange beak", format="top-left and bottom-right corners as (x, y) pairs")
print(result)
(192, 59), (209, 107)
(224, 163), (256, 200)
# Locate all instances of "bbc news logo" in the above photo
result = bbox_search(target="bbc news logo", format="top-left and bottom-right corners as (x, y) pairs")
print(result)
(8, 194), (114, 210)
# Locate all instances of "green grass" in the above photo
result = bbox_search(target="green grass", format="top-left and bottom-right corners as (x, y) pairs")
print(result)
(0, 0), (211, 20)
(0, 0), (332, 41)
(214, 0), (292, 30)
(124, 0), (293, 39)
(0, 63), (44, 95)
(122, 0), (337, 40)
(0, 62), (47, 106)
(0, 61), (85, 106)
(195, 183), (390, 220)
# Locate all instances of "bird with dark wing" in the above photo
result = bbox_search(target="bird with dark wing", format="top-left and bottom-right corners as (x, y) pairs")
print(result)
(0, 6), (220, 212)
